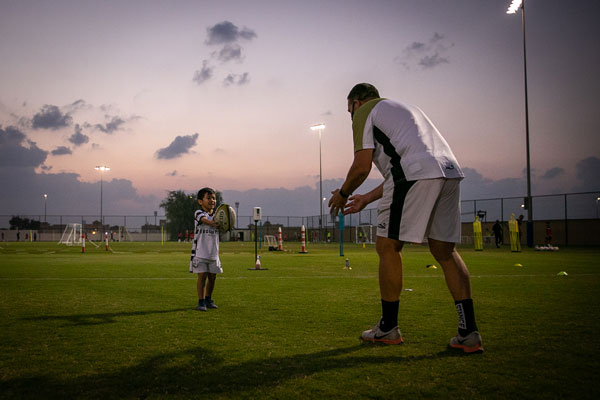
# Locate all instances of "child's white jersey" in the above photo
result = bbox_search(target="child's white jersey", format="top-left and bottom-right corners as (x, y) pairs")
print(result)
(189, 209), (220, 271)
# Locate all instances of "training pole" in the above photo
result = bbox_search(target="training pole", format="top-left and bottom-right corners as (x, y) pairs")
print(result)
(277, 227), (283, 251)
(299, 225), (308, 253)
(82, 233), (86, 253)
(338, 212), (344, 257)
(105, 232), (109, 251)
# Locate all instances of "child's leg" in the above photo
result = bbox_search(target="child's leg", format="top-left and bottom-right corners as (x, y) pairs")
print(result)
(197, 273), (208, 300)
(205, 273), (216, 298)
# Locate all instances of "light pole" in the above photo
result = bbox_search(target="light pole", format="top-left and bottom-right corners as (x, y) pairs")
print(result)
(507, 0), (533, 247)
(310, 123), (326, 232)
(94, 165), (110, 226)
(43, 194), (47, 223)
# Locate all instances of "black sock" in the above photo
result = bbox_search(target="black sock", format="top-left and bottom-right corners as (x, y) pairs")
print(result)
(455, 298), (478, 336)
(379, 299), (399, 332)
(205, 296), (211, 302)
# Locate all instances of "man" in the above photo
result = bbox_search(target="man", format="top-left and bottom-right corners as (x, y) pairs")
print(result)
(492, 220), (503, 248)
(329, 83), (482, 353)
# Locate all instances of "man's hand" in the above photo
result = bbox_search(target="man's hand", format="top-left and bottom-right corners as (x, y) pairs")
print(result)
(343, 193), (368, 215)
(328, 189), (348, 217)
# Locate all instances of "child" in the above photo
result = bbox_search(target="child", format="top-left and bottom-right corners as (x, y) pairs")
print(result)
(189, 187), (222, 311)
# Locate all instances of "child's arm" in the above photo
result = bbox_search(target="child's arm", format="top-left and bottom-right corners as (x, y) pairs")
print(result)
(201, 216), (219, 228)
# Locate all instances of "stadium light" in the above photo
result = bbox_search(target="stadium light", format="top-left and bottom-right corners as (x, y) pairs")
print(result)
(507, 0), (533, 247)
(506, 0), (522, 14)
(94, 165), (110, 226)
(310, 123), (326, 233)
(43, 193), (47, 223)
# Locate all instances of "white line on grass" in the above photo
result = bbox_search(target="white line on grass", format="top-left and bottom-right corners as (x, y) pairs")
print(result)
(1, 273), (598, 281)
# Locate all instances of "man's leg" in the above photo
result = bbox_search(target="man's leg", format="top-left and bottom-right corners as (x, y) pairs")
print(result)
(429, 238), (482, 352)
(428, 238), (471, 300)
(376, 236), (404, 301)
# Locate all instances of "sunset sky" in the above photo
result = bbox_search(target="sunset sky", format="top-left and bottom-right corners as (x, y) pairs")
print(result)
(1, 0), (599, 218)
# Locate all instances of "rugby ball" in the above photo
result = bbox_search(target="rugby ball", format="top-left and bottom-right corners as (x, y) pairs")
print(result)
(214, 203), (236, 233)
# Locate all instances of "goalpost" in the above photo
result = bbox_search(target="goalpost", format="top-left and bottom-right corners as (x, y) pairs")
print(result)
(355, 225), (376, 244)
(58, 223), (82, 245)
(263, 235), (278, 250)
(117, 226), (132, 242)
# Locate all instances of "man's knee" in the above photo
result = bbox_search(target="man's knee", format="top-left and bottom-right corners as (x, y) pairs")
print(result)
(428, 238), (456, 261)
(376, 236), (403, 255)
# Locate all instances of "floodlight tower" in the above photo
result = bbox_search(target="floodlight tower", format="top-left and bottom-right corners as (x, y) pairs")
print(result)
(507, 0), (533, 247)
(94, 165), (110, 226)
(310, 123), (326, 233)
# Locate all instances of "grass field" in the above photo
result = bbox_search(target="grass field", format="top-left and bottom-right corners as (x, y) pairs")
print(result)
(1, 240), (599, 399)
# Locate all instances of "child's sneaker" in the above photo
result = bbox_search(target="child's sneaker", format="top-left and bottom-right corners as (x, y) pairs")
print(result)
(206, 299), (218, 309)
(449, 331), (484, 353)
(196, 299), (207, 311)
(360, 320), (403, 345)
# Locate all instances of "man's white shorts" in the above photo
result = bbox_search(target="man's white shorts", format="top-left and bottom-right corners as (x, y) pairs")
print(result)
(377, 178), (462, 244)
(190, 257), (223, 274)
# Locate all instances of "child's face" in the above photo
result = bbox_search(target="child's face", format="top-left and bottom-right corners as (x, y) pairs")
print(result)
(198, 192), (217, 213)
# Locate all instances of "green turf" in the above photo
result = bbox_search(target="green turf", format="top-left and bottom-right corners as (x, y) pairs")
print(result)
(1, 241), (599, 399)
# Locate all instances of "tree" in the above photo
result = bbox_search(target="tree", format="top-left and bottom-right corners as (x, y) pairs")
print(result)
(159, 190), (222, 240)
(9, 216), (41, 230)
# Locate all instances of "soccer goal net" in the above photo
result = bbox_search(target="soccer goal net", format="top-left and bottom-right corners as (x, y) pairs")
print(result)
(117, 226), (133, 242)
(355, 225), (376, 244)
(58, 223), (82, 245)
(264, 235), (277, 250)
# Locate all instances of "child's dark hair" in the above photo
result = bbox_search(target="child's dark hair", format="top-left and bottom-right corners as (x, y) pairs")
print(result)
(197, 187), (216, 200)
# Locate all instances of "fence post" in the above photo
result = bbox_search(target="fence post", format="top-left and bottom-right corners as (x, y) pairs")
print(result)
(564, 194), (568, 247)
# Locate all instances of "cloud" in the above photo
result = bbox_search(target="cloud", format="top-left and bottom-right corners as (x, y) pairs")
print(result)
(193, 60), (213, 85)
(418, 53), (449, 69)
(205, 21), (257, 45)
(214, 43), (243, 62)
(541, 167), (565, 180)
(0, 167), (159, 215)
(223, 72), (250, 87)
(574, 156), (600, 191)
(396, 32), (454, 70)
(0, 125), (48, 167)
(32, 104), (72, 130)
(94, 116), (126, 134)
(68, 124), (89, 146)
(156, 133), (199, 160)
(63, 99), (90, 114)
(51, 146), (72, 156)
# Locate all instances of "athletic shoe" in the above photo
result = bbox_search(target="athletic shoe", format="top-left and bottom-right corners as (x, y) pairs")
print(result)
(360, 321), (403, 345)
(206, 299), (218, 309)
(196, 300), (207, 312)
(449, 331), (484, 353)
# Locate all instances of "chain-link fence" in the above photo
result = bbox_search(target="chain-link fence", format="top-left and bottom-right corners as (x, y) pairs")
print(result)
(2, 191), (599, 245)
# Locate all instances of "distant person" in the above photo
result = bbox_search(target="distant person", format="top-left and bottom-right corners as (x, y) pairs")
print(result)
(492, 220), (503, 248)
(517, 214), (524, 244)
(33, 232), (37, 241)
(545, 222), (553, 246)
(178, 232), (182, 243)
(16, 231), (20, 241)
(189, 187), (222, 312)
(1, 232), (4, 241)
(329, 83), (482, 353)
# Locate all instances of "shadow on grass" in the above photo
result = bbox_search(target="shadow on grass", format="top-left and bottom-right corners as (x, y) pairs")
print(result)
(21, 308), (191, 326)
(1, 344), (467, 399)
